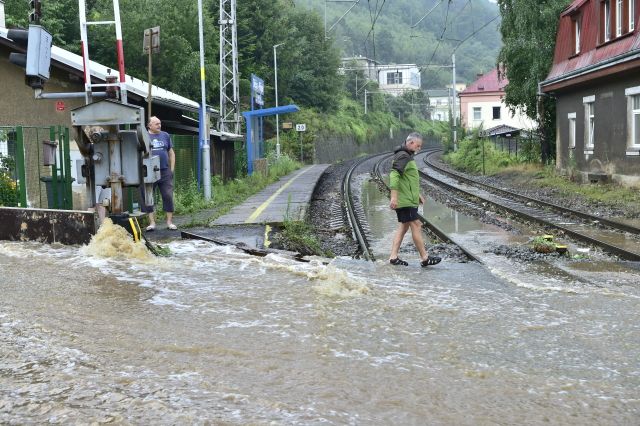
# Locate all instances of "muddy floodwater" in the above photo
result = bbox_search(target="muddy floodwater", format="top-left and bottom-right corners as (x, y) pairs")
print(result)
(2, 208), (640, 424)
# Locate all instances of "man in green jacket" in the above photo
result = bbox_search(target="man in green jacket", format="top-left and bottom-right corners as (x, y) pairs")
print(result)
(388, 132), (441, 267)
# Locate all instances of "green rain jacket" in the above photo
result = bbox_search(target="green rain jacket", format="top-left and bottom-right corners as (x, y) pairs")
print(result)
(389, 145), (420, 208)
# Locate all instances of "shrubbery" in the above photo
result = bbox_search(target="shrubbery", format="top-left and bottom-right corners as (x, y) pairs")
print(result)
(444, 131), (523, 175)
(0, 156), (18, 207)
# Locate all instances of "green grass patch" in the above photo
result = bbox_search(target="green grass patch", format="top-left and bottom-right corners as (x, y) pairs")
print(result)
(512, 165), (640, 209)
(276, 218), (332, 257)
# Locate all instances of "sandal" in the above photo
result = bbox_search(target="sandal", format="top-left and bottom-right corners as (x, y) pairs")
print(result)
(167, 223), (177, 230)
(421, 256), (442, 267)
(145, 224), (156, 232)
(389, 258), (409, 266)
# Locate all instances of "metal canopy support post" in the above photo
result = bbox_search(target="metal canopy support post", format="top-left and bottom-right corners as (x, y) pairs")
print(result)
(242, 104), (300, 175)
(219, 0), (240, 135)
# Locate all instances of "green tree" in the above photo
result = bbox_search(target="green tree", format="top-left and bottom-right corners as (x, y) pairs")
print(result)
(497, 0), (571, 164)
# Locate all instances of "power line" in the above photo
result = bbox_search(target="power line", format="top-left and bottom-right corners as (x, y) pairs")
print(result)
(453, 14), (500, 53)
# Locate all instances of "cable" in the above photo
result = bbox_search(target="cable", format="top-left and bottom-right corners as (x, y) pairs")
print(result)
(453, 15), (500, 53)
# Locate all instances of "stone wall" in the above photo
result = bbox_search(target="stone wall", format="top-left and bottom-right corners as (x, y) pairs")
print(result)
(312, 128), (441, 164)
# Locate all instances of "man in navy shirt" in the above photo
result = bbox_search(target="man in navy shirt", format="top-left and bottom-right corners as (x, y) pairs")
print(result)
(142, 116), (176, 231)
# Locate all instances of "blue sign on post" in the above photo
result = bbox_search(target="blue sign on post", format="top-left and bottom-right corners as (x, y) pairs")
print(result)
(251, 74), (264, 107)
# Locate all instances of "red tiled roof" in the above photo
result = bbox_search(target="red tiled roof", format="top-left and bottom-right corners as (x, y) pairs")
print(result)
(459, 68), (507, 95)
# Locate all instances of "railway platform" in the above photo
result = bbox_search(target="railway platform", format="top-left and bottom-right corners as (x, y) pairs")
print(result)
(212, 164), (330, 226)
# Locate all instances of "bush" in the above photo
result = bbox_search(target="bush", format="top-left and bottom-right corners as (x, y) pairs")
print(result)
(0, 156), (18, 207)
(444, 130), (519, 175)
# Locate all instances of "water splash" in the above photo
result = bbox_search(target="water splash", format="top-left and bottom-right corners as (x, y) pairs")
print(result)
(80, 218), (154, 261)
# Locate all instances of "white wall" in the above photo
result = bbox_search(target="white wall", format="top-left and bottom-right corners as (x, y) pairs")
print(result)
(466, 101), (536, 130)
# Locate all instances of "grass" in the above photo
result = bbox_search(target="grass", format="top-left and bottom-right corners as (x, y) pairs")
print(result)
(492, 163), (640, 215)
(276, 218), (331, 257)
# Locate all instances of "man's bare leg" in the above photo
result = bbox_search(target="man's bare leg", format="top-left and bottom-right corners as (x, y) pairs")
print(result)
(389, 222), (410, 260)
(409, 219), (428, 261)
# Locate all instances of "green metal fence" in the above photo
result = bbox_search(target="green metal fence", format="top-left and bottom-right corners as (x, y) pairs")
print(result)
(0, 125), (73, 209)
(171, 133), (199, 188)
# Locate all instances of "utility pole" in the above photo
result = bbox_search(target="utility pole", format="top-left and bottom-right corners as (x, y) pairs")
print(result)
(452, 53), (457, 152)
(274, 43), (284, 157)
(364, 89), (367, 114)
(198, 0), (211, 200)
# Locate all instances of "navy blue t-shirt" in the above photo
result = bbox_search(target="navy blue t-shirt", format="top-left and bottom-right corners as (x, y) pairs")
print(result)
(148, 131), (173, 170)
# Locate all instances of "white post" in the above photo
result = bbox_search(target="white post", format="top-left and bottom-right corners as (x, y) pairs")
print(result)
(198, 0), (211, 200)
(364, 89), (368, 114)
(274, 43), (284, 158)
(452, 53), (457, 152)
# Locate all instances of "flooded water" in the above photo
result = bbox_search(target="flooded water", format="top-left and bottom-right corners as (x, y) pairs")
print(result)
(2, 203), (640, 424)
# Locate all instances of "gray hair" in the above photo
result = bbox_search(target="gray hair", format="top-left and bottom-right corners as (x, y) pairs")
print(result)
(405, 132), (423, 144)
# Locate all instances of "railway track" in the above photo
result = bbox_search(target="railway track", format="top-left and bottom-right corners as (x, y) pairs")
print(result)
(420, 150), (640, 261)
(342, 155), (376, 261)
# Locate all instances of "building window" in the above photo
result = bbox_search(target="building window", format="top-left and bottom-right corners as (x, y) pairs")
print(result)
(573, 17), (581, 54)
(632, 95), (640, 147)
(568, 112), (576, 149)
(631, 0), (636, 31)
(584, 96), (595, 149)
(387, 72), (402, 85)
(617, 0), (623, 36)
(601, 0), (612, 42)
(473, 107), (482, 120)
(492, 106), (501, 120)
(625, 86), (640, 149)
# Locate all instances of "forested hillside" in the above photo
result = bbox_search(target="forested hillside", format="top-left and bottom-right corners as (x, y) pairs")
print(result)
(295, 0), (502, 88)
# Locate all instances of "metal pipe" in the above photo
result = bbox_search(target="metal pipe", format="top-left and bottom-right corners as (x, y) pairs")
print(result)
(34, 89), (108, 99)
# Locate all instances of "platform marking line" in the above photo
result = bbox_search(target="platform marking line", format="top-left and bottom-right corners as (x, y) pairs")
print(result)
(245, 166), (314, 223)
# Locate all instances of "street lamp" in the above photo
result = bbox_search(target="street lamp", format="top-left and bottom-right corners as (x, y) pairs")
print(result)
(273, 42), (285, 157)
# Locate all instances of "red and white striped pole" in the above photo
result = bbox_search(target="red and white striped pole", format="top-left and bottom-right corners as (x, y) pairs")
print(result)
(113, 0), (127, 104)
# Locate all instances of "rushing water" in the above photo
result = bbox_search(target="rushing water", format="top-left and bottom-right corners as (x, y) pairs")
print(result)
(2, 209), (640, 424)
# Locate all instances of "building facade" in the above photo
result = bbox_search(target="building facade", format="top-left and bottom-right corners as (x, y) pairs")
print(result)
(459, 69), (536, 132)
(426, 89), (451, 121)
(376, 64), (421, 96)
(541, 0), (640, 186)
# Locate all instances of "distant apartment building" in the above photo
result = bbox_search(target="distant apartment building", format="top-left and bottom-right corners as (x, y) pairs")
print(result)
(426, 89), (451, 121)
(459, 69), (535, 131)
(339, 57), (422, 97)
(376, 64), (421, 96)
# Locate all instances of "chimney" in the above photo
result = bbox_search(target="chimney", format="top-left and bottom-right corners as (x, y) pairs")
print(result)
(0, 1), (5, 29)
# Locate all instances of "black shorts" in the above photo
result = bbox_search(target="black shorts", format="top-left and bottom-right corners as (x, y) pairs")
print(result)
(395, 206), (419, 223)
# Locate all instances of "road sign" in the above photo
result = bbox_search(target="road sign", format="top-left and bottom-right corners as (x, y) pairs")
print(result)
(143, 26), (160, 54)
(251, 74), (264, 106)
(295, 123), (306, 132)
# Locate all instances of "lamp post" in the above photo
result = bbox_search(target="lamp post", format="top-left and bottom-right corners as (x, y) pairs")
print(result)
(273, 43), (284, 157)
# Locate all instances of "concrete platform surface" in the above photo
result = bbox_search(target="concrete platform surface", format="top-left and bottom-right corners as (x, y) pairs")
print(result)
(213, 164), (329, 225)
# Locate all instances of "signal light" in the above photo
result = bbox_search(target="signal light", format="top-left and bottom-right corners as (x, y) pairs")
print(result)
(7, 25), (52, 89)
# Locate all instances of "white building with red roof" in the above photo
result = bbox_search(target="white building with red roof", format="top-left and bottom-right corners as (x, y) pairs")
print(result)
(459, 68), (536, 132)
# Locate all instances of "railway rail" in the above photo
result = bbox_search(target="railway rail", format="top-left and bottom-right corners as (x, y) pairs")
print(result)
(420, 150), (640, 261)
